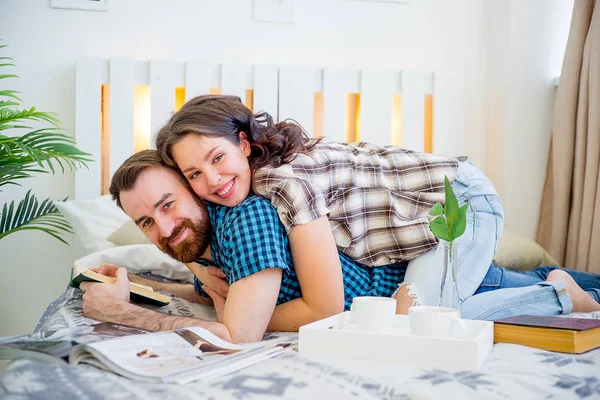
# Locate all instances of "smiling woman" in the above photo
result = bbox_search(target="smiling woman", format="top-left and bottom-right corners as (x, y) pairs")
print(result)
(171, 134), (253, 208)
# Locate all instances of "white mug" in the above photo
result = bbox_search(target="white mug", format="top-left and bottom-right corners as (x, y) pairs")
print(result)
(350, 296), (396, 332)
(409, 306), (468, 338)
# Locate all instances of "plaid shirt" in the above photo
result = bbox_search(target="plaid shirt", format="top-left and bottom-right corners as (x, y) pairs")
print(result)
(193, 195), (407, 310)
(252, 140), (460, 265)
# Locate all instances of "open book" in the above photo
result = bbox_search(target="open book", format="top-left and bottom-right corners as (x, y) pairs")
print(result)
(70, 265), (171, 306)
(0, 322), (295, 383)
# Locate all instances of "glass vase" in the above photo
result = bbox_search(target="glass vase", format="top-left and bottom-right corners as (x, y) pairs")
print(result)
(438, 240), (460, 312)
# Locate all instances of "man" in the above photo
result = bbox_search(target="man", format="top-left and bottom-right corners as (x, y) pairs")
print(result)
(81, 151), (600, 343)
(81, 150), (406, 343)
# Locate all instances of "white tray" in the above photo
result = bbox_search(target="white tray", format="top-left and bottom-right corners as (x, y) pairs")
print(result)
(298, 312), (494, 370)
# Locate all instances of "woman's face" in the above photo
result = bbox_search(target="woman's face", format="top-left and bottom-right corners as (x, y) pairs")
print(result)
(171, 133), (252, 207)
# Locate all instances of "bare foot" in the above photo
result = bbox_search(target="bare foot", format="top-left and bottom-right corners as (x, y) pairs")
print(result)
(546, 269), (600, 313)
(394, 284), (419, 314)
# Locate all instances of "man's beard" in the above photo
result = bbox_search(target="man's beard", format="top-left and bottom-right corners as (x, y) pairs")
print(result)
(159, 206), (212, 263)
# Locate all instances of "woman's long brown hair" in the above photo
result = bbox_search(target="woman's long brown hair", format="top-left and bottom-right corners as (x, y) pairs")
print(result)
(156, 95), (321, 171)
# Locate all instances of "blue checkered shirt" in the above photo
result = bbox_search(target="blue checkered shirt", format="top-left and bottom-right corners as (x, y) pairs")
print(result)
(194, 195), (407, 310)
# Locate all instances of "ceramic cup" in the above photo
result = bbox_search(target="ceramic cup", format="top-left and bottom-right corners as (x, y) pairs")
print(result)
(350, 296), (396, 332)
(409, 306), (468, 338)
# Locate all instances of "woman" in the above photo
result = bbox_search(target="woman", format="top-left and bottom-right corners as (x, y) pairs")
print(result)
(155, 94), (503, 320)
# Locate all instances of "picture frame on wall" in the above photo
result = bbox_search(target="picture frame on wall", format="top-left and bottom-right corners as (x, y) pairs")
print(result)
(50, 0), (108, 11)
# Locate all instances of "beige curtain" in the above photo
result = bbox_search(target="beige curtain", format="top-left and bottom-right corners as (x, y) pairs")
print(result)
(537, 0), (600, 273)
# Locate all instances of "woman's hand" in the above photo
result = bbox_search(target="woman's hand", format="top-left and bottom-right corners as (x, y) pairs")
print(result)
(203, 285), (226, 322)
(193, 264), (230, 298)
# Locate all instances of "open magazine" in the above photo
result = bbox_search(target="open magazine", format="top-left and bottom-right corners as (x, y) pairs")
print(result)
(0, 322), (296, 384)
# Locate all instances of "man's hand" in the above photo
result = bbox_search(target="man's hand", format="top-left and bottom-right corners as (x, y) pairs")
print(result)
(197, 265), (230, 298)
(90, 263), (120, 276)
(80, 266), (131, 322)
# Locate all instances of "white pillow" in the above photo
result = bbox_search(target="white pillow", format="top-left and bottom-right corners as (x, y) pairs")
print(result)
(74, 244), (195, 282)
(107, 220), (151, 246)
(54, 195), (129, 255)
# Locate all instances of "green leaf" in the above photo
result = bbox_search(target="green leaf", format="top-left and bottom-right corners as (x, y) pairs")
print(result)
(429, 216), (451, 242)
(0, 90), (21, 101)
(0, 44), (93, 242)
(450, 203), (469, 241)
(0, 101), (20, 107)
(429, 202), (443, 216)
(443, 176), (459, 235)
(0, 191), (73, 244)
(0, 107), (60, 128)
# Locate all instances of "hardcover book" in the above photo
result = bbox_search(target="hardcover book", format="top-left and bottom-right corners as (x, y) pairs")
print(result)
(494, 315), (600, 354)
(70, 265), (171, 306)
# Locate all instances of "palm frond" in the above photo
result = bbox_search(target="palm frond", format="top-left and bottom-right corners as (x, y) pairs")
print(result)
(0, 90), (21, 101)
(0, 164), (47, 187)
(0, 129), (92, 177)
(0, 190), (72, 244)
(0, 101), (21, 108)
(0, 74), (19, 80)
(0, 107), (60, 130)
(0, 44), (93, 245)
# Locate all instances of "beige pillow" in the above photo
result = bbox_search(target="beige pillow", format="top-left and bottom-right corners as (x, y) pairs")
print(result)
(106, 220), (151, 246)
(493, 230), (560, 271)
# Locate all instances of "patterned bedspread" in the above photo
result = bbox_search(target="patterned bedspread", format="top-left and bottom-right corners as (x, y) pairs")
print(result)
(2, 287), (600, 400)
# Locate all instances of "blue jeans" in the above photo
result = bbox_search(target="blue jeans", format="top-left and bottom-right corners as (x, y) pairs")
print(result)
(404, 158), (504, 306)
(476, 264), (600, 301)
(461, 265), (600, 320)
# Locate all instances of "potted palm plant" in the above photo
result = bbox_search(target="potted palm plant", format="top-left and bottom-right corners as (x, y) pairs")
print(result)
(0, 44), (91, 244)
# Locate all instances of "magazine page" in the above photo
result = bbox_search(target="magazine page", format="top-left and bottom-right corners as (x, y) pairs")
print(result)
(72, 326), (295, 383)
(0, 322), (150, 362)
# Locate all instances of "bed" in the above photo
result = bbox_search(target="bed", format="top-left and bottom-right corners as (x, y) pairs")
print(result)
(2, 59), (599, 398)
(1, 285), (599, 399)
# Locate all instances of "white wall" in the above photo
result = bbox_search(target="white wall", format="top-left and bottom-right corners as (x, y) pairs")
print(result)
(0, 0), (570, 335)
(484, 0), (573, 239)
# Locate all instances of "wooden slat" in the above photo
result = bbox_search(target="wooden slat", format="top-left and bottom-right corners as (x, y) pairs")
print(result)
(185, 62), (219, 100)
(109, 57), (136, 180)
(253, 65), (279, 117)
(75, 58), (102, 199)
(221, 63), (250, 104)
(433, 72), (467, 157)
(401, 70), (428, 152)
(323, 68), (359, 143)
(359, 69), (395, 146)
(279, 67), (320, 136)
(149, 60), (176, 149)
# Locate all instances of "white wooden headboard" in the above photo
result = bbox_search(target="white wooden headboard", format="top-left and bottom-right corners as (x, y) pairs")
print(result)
(75, 57), (466, 200)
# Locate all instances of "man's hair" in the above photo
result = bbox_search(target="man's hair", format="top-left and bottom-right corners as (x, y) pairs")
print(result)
(109, 149), (187, 209)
